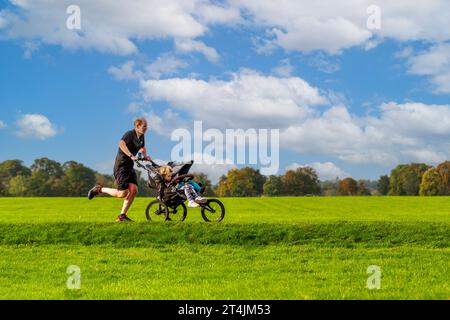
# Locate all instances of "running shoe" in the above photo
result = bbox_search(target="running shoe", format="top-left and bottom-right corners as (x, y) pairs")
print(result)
(116, 214), (134, 223)
(88, 185), (103, 200)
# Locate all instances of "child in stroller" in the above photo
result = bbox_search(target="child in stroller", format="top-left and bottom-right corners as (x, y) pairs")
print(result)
(158, 165), (207, 207)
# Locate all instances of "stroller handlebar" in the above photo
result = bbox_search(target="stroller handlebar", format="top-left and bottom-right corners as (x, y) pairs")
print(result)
(135, 157), (160, 168)
(135, 158), (193, 168)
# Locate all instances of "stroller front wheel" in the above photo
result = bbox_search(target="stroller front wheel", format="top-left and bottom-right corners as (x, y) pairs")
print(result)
(201, 199), (225, 222)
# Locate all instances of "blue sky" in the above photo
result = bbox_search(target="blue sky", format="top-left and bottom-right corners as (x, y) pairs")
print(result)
(1, 1), (450, 182)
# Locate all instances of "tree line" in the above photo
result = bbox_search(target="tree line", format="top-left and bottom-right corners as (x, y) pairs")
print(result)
(0, 158), (153, 197)
(1, 158), (449, 197)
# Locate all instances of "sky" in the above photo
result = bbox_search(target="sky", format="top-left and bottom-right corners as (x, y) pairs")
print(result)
(1, 0), (450, 183)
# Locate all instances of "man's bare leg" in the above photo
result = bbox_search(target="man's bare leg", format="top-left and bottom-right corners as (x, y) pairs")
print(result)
(101, 187), (128, 198)
(88, 184), (137, 221)
(120, 183), (138, 216)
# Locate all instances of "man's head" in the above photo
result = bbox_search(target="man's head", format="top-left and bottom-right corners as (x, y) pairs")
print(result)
(134, 117), (148, 135)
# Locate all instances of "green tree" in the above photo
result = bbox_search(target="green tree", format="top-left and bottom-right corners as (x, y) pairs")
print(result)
(0, 160), (31, 196)
(28, 158), (65, 196)
(214, 168), (266, 197)
(263, 175), (284, 196)
(377, 175), (390, 195)
(389, 163), (430, 195)
(8, 175), (29, 196)
(338, 177), (358, 195)
(320, 179), (339, 196)
(214, 175), (228, 197)
(419, 168), (444, 196)
(357, 180), (371, 196)
(31, 158), (64, 178)
(282, 167), (321, 196)
(62, 161), (97, 196)
(436, 161), (450, 195)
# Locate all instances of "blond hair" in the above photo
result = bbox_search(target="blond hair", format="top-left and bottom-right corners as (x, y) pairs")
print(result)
(134, 117), (147, 128)
(159, 165), (173, 182)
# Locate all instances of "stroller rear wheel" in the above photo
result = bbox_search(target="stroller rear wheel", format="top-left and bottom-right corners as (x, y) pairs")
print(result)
(145, 199), (169, 222)
(201, 199), (225, 222)
(167, 202), (187, 222)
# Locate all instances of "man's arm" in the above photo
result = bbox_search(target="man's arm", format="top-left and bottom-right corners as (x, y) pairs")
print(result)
(119, 140), (137, 160)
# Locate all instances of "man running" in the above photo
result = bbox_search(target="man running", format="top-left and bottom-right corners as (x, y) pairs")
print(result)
(87, 118), (151, 222)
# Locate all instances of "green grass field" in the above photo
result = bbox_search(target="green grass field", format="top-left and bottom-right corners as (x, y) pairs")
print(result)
(0, 196), (448, 299)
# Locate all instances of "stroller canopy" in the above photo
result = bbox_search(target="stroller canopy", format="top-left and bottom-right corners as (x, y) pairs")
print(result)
(171, 160), (194, 176)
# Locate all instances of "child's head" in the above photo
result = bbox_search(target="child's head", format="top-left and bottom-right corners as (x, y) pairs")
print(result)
(159, 165), (173, 182)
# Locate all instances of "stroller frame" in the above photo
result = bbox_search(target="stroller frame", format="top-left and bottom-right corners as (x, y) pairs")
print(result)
(134, 158), (225, 222)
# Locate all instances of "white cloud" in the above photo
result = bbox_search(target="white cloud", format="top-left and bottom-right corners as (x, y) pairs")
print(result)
(406, 43), (450, 94)
(0, 11), (9, 29)
(394, 46), (414, 59)
(146, 54), (189, 79)
(280, 106), (368, 160)
(108, 60), (143, 80)
(195, 3), (242, 25)
(375, 102), (450, 137)
(271, 59), (294, 77)
(140, 69), (328, 129)
(143, 73), (450, 166)
(0, 0), (238, 55)
(142, 108), (188, 137)
(282, 101), (450, 166)
(286, 162), (349, 180)
(15, 114), (58, 140)
(0, 120), (6, 129)
(3, 0), (450, 62)
(109, 54), (188, 83)
(272, 17), (371, 54)
(174, 39), (220, 62)
(400, 149), (446, 164)
(127, 102), (144, 114)
(230, 0), (450, 54)
(231, 0), (373, 54)
(120, 64), (450, 168)
(308, 53), (340, 73)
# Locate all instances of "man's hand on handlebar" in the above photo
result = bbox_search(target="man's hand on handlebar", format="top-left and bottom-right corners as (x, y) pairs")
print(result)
(133, 155), (153, 162)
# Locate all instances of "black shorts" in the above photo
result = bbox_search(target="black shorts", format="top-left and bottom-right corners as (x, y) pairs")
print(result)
(114, 166), (138, 191)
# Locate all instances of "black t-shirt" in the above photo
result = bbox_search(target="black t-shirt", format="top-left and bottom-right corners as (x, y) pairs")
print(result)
(114, 130), (145, 171)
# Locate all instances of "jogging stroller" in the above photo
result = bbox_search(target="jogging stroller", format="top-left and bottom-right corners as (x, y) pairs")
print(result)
(135, 157), (225, 222)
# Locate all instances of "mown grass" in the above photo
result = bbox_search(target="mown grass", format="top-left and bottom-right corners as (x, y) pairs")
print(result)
(0, 197), (448, 299)
(0, 245), (448, 300)
(1, 196), (449, 223)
